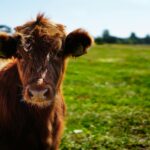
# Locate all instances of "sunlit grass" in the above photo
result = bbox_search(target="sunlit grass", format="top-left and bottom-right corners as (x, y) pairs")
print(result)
(61, 44), (150, 150)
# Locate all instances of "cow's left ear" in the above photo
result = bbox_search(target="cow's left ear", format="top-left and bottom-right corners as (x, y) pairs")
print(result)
(0, 33), (20, 58)
(64, 29), (93, 57)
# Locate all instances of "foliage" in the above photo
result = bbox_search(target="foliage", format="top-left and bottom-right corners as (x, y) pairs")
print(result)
(95, 30), (150, 45)
(61, 44), (150, 150)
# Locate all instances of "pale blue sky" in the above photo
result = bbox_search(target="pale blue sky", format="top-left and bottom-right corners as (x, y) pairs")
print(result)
(0, 0), (150, 37)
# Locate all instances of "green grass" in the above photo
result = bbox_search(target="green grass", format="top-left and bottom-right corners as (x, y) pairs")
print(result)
(61, 44), (150, 150)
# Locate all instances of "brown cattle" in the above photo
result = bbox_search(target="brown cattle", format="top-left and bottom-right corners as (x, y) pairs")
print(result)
(0, 14), (92, 150)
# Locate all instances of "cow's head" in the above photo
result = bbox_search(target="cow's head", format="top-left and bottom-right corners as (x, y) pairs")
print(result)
(0, 14), (93, 107)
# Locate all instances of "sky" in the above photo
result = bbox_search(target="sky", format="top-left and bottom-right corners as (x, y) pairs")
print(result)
(0, 0), (150, 37)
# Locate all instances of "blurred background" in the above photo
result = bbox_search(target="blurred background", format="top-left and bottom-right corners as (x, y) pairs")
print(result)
(0, 0), (150, 149)
(1, 0), (150, 38)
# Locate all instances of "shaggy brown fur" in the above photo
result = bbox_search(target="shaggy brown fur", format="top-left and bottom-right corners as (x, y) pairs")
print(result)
(0, 14), (93, 150)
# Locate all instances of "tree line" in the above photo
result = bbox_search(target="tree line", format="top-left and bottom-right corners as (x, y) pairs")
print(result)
(95, 30), (150, 45)
(1, 26), (150, 45)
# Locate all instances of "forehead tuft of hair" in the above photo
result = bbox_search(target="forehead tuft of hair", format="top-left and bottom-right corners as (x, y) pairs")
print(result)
(15, 14), (66, 38)
(35, 13), (47, 25)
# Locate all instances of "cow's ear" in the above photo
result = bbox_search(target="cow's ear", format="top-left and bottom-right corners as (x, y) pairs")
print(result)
(0, 33), (20, 58)
(64, 29), (93, 57)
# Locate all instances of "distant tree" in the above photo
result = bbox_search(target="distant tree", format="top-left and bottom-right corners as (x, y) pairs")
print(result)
(102, 29), (117, 44)
(130, 32), (137, 39)
(102, 30), (110, 39)
(0, 25), (12, 33)
(128, 32), (139, 44)
(143, 35), (150, 44)
(95, 37), (103, 44)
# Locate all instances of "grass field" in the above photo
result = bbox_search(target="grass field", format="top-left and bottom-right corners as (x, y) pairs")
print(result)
(61, 44), (150, 150)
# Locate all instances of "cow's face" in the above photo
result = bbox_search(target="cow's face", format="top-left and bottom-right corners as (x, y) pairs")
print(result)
(0, 15), (93, 107)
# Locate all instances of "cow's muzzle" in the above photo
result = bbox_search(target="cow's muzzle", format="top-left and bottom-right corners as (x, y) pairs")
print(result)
(24, 84), (54, 105)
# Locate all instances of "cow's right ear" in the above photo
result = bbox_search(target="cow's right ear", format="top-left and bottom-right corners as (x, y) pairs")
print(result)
(0, 33), (19, 58)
